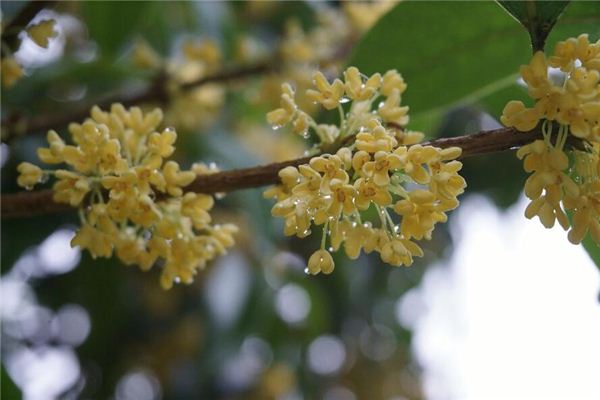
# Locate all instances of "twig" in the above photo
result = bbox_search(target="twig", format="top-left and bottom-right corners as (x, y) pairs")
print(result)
(1, 61), (273, 142)
(1, 126), (551, 219)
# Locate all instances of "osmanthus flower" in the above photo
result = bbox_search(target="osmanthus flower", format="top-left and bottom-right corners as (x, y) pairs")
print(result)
(16, 104), (238, 289)
(502, 33), (600, 247)
(1, 58), (24, 87)
(129, 38), (225, 132)
(264, 66), (466, 275)
(1, 19), (57, 88)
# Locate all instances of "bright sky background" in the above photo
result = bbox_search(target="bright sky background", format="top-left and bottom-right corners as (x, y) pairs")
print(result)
(399, 194), (600, 400)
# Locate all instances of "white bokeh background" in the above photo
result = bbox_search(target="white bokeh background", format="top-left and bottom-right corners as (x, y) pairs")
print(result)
(399, 194), (600, 400)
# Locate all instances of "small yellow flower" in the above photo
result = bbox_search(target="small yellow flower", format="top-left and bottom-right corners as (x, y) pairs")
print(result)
(162, 161), (197, 196)
(354, 178), (392, 209)
(380, 238), (423, 267)
(182, 38), (221, 70)
(328, 180), (357, 217)
(343, 67), (381, 101)
(307, 249), (335, 275)
(267, 83), (297, 127)
(520, 51), (551, 99)
(182, 192), (214, 229)
(356, 121), (397, 153)
(381, 69), (407, 97)
(1, 58), (23, 87)
(148, 128), (177, 157)
(394, 190), (447, 240)
(377, 89), (409, 126)
(362, 150), (402, 186)
(53, 170), (90, 206)
(17, 162), (44, 189)
(131, 39), (162, 70)
(501, 100), (541, 132)
(306, 71), (345, 110)
(71, 223), (113, 259)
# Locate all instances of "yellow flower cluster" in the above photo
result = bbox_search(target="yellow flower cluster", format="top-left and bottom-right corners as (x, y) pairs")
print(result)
(130, 38), (225, 132)
(264, 67), (466, 274)
(17, 104), (237, 289)
(1, 19), (58, 87)
(502, 34), (600, 245)
(251, 2), (395, 116)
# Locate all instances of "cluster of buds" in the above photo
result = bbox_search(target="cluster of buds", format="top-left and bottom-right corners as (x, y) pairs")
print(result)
(502, 34), (600, 245)
(1, 19), (57, 87)
(17, 104), (237, 289)
(264, 67), (466, 274)
(130, 38), (224, 132)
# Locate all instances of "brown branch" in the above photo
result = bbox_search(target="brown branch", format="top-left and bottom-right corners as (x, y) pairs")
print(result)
(1, 126), (550, 219)
(1, 61), (273, 142)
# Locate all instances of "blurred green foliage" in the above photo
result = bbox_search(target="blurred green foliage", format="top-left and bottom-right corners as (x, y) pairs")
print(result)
(2, 1), (600, 399)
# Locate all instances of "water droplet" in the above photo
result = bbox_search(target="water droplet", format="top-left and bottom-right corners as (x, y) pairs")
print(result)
(273, 125), (282, 131)
(351, 222), (357, 228)
(39, 174), (49, 184)
(304, 150), (310, 156)
(174, 276), (181, 283)
(304, 267), (310, 275)
(25, 185), (33, 190)
(339, 97), (350, 104)
(215, 192), (226, 200)
(302, 132), (310, 139)
(328, 246), (334, 252)
(165, 126), (176, 133)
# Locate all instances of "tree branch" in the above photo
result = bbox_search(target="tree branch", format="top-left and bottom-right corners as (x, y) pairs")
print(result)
(1, 126), (549, 219)
(1, 61), (273, 142)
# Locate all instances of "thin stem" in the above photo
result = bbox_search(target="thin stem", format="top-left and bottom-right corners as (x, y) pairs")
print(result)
(321, 219), (329, 250)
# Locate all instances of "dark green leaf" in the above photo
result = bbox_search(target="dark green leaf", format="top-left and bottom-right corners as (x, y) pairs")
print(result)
(82, 1), (151, 57)
(582, 234), (600, 271)
(348, 1), (531, 133)
(498, 0), (570, 51)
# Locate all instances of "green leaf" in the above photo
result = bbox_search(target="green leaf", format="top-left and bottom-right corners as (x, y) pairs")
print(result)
(498, 0), (570, 51)
(582, 234), (600, 271)
(81, 1), (152, 57)
(480, 1), (600, 118)
(348, 1), (531, 133)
